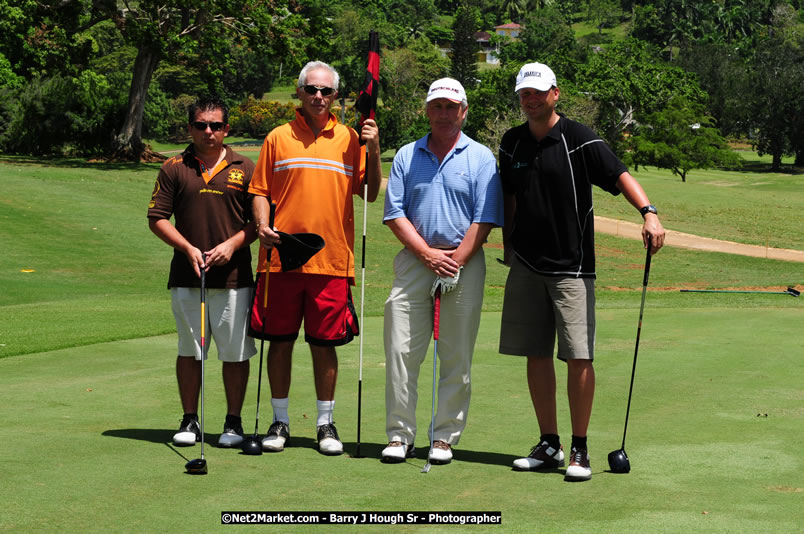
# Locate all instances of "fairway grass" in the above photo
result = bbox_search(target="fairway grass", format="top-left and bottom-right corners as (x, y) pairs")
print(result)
(1, 157), (802, 532)
(1, 306), (802, 533)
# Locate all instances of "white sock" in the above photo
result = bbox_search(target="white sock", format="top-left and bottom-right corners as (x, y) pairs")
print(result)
(271, 397), (289, 425)
(316, 400), (334, 427)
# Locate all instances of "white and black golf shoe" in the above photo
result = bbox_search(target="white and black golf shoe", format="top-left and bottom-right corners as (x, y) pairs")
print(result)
(317, 423), (343, 455)
(513, 441), (565, 471)
(218, 415), (244, 448)
(173, 414), (201, 446)
(262, 421), (290, 452)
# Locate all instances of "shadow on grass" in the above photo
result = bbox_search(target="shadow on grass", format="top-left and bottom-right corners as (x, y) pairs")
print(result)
(103, 430), (521, 467)
(737, 161), (803, 175)
(0, 155), (159, 172)
(342, 442), (519, 468)
(103, 428), (175, 443)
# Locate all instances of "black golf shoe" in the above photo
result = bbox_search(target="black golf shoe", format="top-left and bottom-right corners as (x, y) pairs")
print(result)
(218, 415), (244, 448)
(173, 414), (201, 446)
(317, 423), (343, 455)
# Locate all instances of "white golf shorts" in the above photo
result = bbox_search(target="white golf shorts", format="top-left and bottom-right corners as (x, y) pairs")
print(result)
(171, 287), (257, 362)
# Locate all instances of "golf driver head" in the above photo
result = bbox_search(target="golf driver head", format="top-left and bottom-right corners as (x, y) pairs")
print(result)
(185, 458), (208, 475)
(241, 436), (262, 455)
(607, 449), (630, 473)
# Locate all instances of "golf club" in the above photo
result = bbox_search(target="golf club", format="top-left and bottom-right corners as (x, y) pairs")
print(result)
(242, 203), (275, 455)
(680, 287), (799, 297)
(421, 286), (441, 474)
(608, 238), (653, 474)
(186, 253), (209, 475)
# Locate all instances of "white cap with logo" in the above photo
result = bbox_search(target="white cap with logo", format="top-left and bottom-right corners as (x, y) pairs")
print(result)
(426, 78), (467, 103)
(515, 63), (557, 92)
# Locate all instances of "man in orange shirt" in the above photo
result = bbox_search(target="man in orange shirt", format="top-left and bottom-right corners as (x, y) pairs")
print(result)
(249, 61), (382, 455)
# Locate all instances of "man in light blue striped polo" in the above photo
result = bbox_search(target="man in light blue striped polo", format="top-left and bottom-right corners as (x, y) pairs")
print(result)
(381, 78), (504, 465)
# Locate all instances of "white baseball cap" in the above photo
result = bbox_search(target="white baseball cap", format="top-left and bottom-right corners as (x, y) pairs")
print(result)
(515, 63), (557, 92)
(426, 78), (466, 103)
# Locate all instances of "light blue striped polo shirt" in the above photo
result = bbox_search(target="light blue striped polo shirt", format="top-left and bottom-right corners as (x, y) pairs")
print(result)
(383, 132), (504, 247)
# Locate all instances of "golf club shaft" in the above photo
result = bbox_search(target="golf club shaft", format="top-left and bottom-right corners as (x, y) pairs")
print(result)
(680, 288), (798, 296)
(621, 240), (652, 450)
(255, 202), (275, 435)
(423, 287), (441, 473)
(200, 254), (207, 460)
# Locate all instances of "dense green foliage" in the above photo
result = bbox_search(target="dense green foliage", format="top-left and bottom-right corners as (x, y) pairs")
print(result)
(627, 96), (743, 181)
(0, 0), (802, 169)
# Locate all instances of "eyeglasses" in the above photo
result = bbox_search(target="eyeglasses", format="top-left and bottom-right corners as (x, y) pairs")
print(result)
(192, 121), (225, 131)
(302, 85), (335, 96)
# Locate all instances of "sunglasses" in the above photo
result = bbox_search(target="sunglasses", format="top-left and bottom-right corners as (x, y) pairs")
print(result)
(302, 85), (335, 96)
(192, 121), (225, 131)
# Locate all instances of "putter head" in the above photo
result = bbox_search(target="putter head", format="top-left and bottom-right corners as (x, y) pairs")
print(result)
(185, 457), (208, 475)
(607, 449), (630, 473)
(275, 232), (325, 272)
(421, 462), (431, 473)
(241, 436), (263, 456)
(786, 287), (800, 297)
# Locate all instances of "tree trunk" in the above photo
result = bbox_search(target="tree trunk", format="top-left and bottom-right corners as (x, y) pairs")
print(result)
(111, 46), (163, 162)
(772, 153), (782, 172)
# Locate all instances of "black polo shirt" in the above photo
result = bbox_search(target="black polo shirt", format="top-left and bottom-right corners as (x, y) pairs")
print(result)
(499, 115), (625, 278)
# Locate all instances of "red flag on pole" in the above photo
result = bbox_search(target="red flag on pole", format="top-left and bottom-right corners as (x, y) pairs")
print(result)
(354, 29), (378, 458)
(356, 30), (380, 131)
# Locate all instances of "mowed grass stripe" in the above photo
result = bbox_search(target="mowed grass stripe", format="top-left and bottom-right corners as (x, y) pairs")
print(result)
(1, 307), (802, 532)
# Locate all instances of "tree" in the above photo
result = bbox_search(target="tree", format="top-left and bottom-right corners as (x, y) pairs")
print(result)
(678, 41), (752, 139)
(749, 15), (804, 171)
(0, 0), (95, 78)
(495, 6), (576, 67)
(573, 38), (707, 147)
(36, 0), (303, 161)
(383, 0), (440, 45)
(500, 0), (527, 24)
(584, 0), (620, 35)
(377, 37), (450, 151)
(628, 96), (741, 182)
(450, 6), (480, 88)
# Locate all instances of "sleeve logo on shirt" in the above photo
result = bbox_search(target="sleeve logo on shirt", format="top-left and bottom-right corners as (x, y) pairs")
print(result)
(148, 180), (160, 208)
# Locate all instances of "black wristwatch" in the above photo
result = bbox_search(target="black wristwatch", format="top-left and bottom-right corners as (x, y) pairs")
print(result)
(639, 204), (658, 217)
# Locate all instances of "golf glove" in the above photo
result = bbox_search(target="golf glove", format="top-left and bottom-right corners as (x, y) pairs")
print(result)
(430, 266), (462, 297)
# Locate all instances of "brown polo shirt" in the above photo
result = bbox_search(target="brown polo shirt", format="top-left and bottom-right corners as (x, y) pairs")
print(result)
(148, 144), (255, 289)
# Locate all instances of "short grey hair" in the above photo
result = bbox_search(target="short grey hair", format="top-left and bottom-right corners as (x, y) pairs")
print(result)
(298, 61), (340, 91)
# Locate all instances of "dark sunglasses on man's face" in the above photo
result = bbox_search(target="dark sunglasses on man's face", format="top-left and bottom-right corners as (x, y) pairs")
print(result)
(192, 121), (225, 131)
(302, 85), (335, 96)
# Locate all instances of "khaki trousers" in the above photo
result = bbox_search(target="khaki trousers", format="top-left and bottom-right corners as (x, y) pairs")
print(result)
(383, 248), (486, 446)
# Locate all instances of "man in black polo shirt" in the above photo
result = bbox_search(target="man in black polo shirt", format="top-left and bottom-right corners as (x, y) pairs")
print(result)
(148, 96), (257, 449)
(498, 62), (665, 481)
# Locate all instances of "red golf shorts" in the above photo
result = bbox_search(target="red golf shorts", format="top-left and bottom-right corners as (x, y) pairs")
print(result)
(249, 271), (359, 346)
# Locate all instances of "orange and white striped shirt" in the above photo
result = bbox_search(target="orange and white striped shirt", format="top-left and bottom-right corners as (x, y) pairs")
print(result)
(249, 109), (365, 281)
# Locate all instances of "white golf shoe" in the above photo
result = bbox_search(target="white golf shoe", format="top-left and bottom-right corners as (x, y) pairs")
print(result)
(381, 441), (415, 463)
(428, 440), (452, 465)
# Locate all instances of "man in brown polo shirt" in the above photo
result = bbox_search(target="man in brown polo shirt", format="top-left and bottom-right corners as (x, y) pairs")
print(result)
(148, 96), (257, 448)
